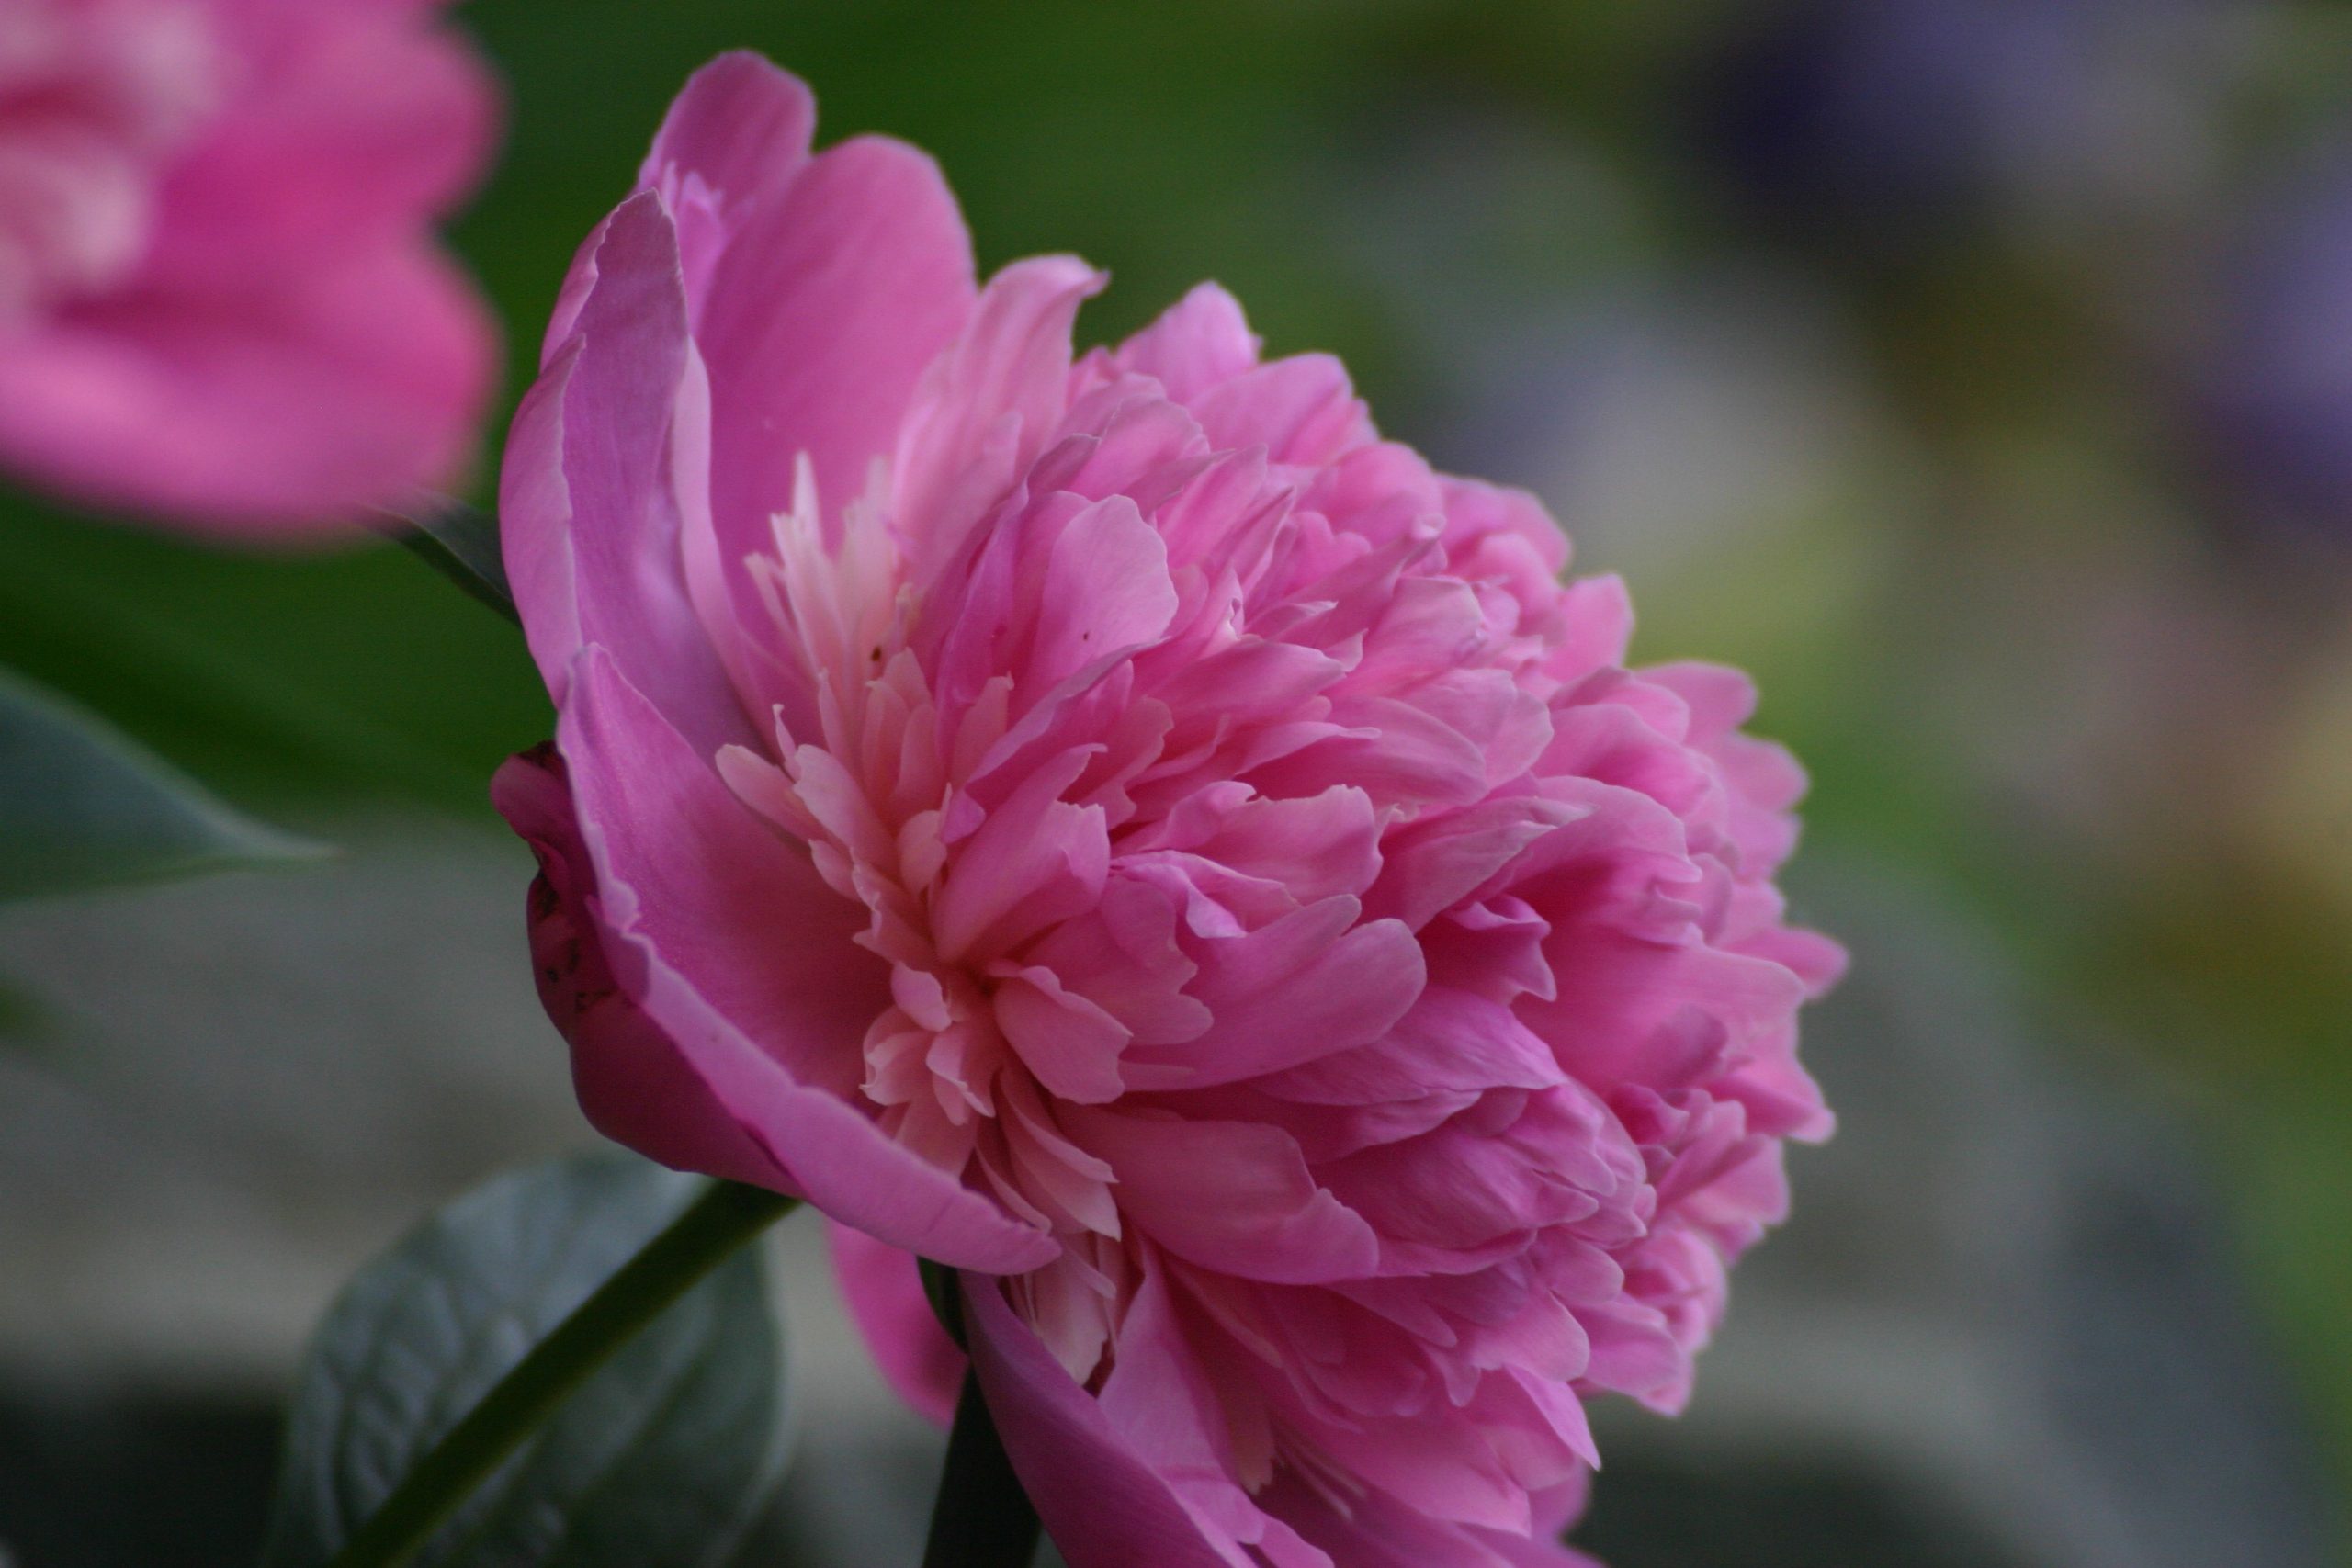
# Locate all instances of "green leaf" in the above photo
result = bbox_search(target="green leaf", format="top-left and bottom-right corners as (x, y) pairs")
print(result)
(0, 664), (326, 901)
(260, 1154), (792, 1568)
(374, 500), (516, 624)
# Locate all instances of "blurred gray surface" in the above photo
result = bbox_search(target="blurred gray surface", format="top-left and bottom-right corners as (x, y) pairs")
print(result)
(1590, 861), (2337, 1568)
(0, 827), (2335, 1565)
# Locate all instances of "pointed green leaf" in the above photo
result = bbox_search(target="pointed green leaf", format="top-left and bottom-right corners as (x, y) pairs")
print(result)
(260, 1153), (790, 1568)
(376, 500), (516, 624)
(0, 665), (325, 901)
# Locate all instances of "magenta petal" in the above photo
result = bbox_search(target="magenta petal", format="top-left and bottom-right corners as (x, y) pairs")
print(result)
(558, 646), (1056, 1271)
(502, 189), (748, 753)
(1261, 1472), (1600, 1568)
(491, 744), (788, 1191)
(961, 1275), (1249, 1568)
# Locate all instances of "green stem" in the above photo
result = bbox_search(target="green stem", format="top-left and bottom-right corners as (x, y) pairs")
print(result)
(922, 1368), (1043, 1568)
(324, 1179), (797, 1568)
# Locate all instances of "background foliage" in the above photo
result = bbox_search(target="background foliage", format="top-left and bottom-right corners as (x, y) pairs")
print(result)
(4, 1), (2347, 1562)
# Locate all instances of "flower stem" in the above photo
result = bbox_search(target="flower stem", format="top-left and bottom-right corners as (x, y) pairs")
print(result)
(922, 1368), (1043, 1568)
(324, 1179), (797, 1568)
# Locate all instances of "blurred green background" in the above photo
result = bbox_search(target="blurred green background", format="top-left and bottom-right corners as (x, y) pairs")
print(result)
(4, 2), (2349, 1563)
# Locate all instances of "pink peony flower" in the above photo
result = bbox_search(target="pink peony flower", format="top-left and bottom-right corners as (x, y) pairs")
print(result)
(493, 53), (1840, 1568)
(0, 0), (500, 538)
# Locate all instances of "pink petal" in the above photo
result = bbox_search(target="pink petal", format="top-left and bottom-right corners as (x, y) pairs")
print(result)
(635, 51), (814, 312)
(1188, 353), (1374, 468)
(148, 0), (498, 279)
(960, 1273), (1257, 1568)
(492, 744), (787, 1191)
(502, 190), (747, 752)
(1067, 1110), (1380, 1283)
(1133, 901), (1425, 1087)
(893, 254), (1104, 579)
(827, 1223), (964, 1427)
(1114, 281), (1263, 402)
(699, 133), (976, 557)
(0, 241), (492, 537)
(1261, 1471), (1599, 1568)
(556, 645), (1055, 1271)
(1262, 986), (1564, 1108)
(992, 966), (1131, 1104)
(1023, 493), (1180, 691)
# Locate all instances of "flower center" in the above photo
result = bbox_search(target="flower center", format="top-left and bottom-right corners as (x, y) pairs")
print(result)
(722, 464), (1131, 1245)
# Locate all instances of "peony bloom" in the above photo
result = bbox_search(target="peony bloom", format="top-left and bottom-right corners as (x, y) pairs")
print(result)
(0, 0), (499, 538)
(494, 53), (1840, 1568)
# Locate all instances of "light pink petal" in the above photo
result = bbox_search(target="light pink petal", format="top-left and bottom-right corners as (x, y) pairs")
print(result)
(893, 254), (1104, 578)
(0, 241), (492, 538)
(558, 645), (1055, 1271)
(827, 1223), (964, 1427)
(1114, 281), (1263, 402)
(1188, 353), (1374, 468)
(1545, 576), (1634, 685)
(1023, 493), (1180, 691)
(931, 747), (1109, 961)
(1438, 475), (1570, 575)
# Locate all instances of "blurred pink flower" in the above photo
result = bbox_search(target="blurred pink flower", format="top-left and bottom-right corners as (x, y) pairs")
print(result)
(0, 0), (499, 539)
(494, 53), (1839, 1567)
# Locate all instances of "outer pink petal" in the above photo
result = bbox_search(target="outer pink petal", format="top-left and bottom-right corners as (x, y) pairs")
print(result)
(641, 53), (812, 193)
(558, 645), (1056, 1272)
(501, 189), (747, 752)
(492, 744), (788, 1190)
(636, 51), (814, 312)
(827, 1224), (964, 1427)
(0, 242), (492, 538)
(960, 1273), (1252, 1568)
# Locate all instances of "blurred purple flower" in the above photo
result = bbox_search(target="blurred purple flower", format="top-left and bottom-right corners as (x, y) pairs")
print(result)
(2195, 154), (2352, 545)
(1698, 0), (2243, 250)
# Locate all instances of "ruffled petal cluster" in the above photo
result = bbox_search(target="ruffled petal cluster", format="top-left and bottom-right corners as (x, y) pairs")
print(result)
(0, 0), (499, 536)
(496, 53), (1838, 1568)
